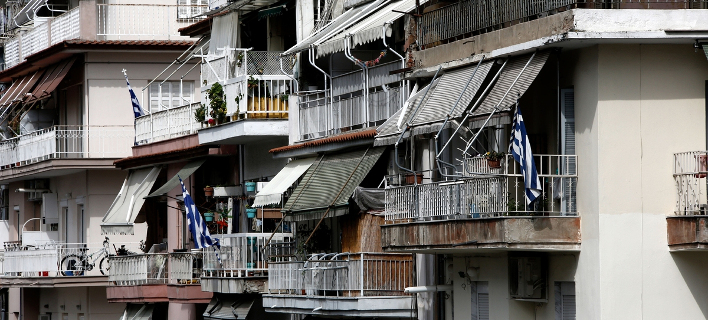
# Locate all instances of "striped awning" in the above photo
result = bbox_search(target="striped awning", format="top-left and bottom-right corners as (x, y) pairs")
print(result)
(25, 57), (77, 103)
(375, 61), (493, 145)
(253, 157), (316, 207)
(282, 147), (385, 221)
(0, 70), (44, 107)
(473, 51), (550, 116)
(146, 159), (206, 198)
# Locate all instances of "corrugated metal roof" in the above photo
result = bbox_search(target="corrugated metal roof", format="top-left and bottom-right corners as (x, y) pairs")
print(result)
(474, 51), (550, 116)
(283, 147), (384, 219)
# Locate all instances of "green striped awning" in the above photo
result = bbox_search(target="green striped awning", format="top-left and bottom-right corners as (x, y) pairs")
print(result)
(283, 147), (385, 221)
(257, 5), (287, 20)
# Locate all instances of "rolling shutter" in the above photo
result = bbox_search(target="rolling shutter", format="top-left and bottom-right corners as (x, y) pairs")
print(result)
(555, 282), (576, 320)
(560, 89), (576, 215)
(471, 281), (490, 320)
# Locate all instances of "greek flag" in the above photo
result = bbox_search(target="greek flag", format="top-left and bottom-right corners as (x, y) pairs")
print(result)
(509, 104), (542, 204)
(179, 176), (220, 250)
(123, 70), (145, 118)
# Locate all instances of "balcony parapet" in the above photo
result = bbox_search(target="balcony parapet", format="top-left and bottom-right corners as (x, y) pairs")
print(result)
(109, 253), (169, 286)
(135, 103), (201, 146)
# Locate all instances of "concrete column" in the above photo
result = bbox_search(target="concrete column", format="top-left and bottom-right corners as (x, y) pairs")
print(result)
(79, 0), (97, 41)
(168, 302), (197, 320)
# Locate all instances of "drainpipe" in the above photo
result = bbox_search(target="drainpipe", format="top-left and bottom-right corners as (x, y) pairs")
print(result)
(279, 55), (299, 92)
(344, 37), (369, 125)
(382, 23), (408, 106)
(404, 284), (453, 293)
(308, 46), (332, 131)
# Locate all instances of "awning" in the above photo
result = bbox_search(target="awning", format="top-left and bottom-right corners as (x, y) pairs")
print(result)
(12, 0), (43, 28)
(101, 166), (161, 235)
(317, 0), (427, 57)
(282, 147), (385, 221)
(0, 70), (44, 107)
(145, 159), (206, 198)
(203, 295), (255, 320)
(257, 4), (288, 20)
(252, 157), (317, 207)
(121, 303), (155, 320)
(474, 51), (550, 116)
(25, 57), (77, 103)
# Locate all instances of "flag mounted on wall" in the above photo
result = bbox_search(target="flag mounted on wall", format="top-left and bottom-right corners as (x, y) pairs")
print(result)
(123, 69), (145, 118)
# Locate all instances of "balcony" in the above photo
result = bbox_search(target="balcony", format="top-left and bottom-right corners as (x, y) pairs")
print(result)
(381, 154), (581, 252)
(200, 233), (294, 293)
(0, 125), (133, 178)
(3, 2), (206, 69)
(264, 253), (415, 318)
(417, 0), (708, 49)
(298, 61), (405, 141)
(135, 103), (201, 145)
(668, 151), (708, 251)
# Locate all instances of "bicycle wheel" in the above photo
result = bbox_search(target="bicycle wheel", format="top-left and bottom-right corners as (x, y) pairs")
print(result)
(99, 256), (111, 275)
(61, 254), (86, 276)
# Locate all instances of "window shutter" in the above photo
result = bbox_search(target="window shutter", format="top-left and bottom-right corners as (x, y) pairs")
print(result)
(471, 281), (490, 320)
(560, 89), (576, 214)
(555, 282), (576, 320)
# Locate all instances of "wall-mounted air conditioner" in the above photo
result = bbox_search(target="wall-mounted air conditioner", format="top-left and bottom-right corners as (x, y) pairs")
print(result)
(509, 256), (547, 301)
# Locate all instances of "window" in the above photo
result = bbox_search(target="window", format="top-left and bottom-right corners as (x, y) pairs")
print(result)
(560, 88), (576, 214)
(471, 281), (489, 320)
(149, 81), (194, 111)
(555, 282), (576, 320)
(0, 187), (8, 220)
(177, 0), (208, 19)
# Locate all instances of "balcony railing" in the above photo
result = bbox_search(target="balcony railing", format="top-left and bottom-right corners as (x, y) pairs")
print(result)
(202, 233), (294, 278)
(385, 154), (578, 221)
(0, 125), (133, 168)
(135, 103), (201, 145)
(418, 0), (708, 48)
(673, 151), (708, 215)
(268, 253), (413, 297)
(169, 251), (202, 284)
(109, 253), (169, 285)
(3, 241), (141, 277)
(96, 3), (207, 40)
(298, 61), (406, 141)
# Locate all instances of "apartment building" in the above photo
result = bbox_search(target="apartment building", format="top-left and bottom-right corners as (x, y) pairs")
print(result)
(0, 1), (202, 319)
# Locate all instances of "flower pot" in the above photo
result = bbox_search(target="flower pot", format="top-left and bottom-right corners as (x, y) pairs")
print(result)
(204, 186), (214, 197)
(246, 208), (257, 219)
(487, 159), (502, 169)
(204, 212), (214, 222)
(245, 181), (257, 192)
(404, 173), (423, 185)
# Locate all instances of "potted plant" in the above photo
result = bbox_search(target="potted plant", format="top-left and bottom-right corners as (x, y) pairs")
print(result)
(204, 185), (214, 197)
(245, 181), (257, 192)
(194, 104), (206, 125)
(236, 51), (244, 68)
(206, 82), (227, 124)
(484, 151), (505, 169)
(404, 173), (423, 185)
(245, 204), (257, 219)
(204, 211), (214, 222)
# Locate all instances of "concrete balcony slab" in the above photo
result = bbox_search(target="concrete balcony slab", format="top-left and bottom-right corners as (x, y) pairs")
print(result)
(263, 295), (415, 318)
(667, 216), (708, 251)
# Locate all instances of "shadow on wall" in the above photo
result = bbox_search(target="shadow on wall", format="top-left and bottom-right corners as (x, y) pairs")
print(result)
(671, 252), (708, 318)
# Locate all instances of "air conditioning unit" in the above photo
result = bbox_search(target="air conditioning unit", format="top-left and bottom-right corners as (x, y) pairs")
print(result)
(509, 256), (547, 301)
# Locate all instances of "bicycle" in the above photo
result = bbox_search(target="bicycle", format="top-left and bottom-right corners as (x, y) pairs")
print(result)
(60, 237), (113, 276)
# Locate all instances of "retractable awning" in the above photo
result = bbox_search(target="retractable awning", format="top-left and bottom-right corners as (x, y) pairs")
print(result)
(253, 157), (316, 207)
(101, 166), (161, 235)
(145, 159), (206, 198)
(12, 0), (43, 27)
(25, 57), (77, 103)
(120, 303), (155, 320)
(203, 295), (255, 320)
(282, 147), (384, 221)
(0, 70), (44, 107)
(375, 61), (492, 145)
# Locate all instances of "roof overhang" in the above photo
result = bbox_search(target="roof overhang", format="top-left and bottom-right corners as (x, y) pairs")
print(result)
(197, 119), (289, 145)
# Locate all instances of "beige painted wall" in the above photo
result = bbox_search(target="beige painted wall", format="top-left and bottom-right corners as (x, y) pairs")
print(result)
(38, 286), (125, 320)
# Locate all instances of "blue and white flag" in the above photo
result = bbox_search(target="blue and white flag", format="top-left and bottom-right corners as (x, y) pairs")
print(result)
(179, 176), (220, 250)
(123, 69), (146, 118)
(509, 104), (542, 204)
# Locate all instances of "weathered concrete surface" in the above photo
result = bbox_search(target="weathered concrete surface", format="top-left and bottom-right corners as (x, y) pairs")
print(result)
(381, 216), (581, 252)
(167, 284), (213, 303)
(106, 284), (168, 303)
(200, 277), (266, 294)
(263, 295), (415, 318)
(666, 216), (708, 251)
(0, 275), (109, 288)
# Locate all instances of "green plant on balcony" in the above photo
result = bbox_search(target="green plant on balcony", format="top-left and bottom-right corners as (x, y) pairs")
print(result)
(206, 82), (227, 124)
(236, 52), (244, 68)
(194, 104), (206, 123)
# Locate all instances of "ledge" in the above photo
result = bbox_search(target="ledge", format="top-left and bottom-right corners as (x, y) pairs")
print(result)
(200, 277), (267, 294)
(0, 159), (120, 183)
(198, 119), (288, 145)
(0, 275), (109, 288)
(667, 216), (708, 251)
(167, 283), (212, 303)
(263, 295), (415, 318)
(106, 284), (169, 303)
(381, 216), (581, 252)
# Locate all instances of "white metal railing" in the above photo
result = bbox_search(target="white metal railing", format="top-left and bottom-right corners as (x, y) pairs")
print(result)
(3, 241), (141, 277)
(0, 125), (133, 167)
(4, 6), (81, 69)
(135, 103), (201, 145)
(202, 233), (293, 278)
(169, 251), (202, 284)
(385, 154), (578, 221)
(109, 253), (169, 285)
(268, 253), (413, 297)
(96, 4), (207, 40)
(201, 50), (296, 88)
(673, 151), (708, 215)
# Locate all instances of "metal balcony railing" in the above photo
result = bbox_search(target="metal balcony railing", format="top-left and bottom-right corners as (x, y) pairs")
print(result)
(135, 103), (201, 145)
(0, 125), (134, 168)
(109, 253), (169, 285)
(169, 251), (202, 284)
(385, 154), (578, 221)
(97, 3), (207, 40)
(417, 0), (708, 48)
(268, 253), (414, 297)
(673, 151), (708, 215)
(202, 233), (293, 278)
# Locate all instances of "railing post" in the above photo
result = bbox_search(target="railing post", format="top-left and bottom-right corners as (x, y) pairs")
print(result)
(360, 253), (364, 296)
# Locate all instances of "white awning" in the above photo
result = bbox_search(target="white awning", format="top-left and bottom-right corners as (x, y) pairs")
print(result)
(317, 0), (426, 57)
(101, 166), (161, 235)
(252, 157), (317, 207)
(120, 303), (154, 320)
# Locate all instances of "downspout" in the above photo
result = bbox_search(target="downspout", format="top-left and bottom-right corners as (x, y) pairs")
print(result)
(308, 46), (332, 132)
(344, 37), (369, 125)
(382, 23), (408, 114)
